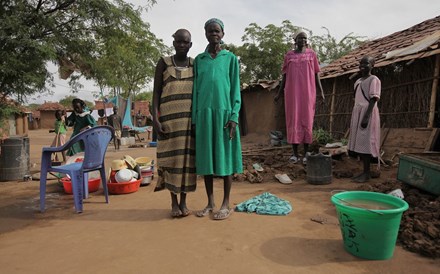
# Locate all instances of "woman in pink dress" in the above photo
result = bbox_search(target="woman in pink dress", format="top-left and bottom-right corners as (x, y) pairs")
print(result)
(275, 32), (325, 164)
(348, 56), (381, 183)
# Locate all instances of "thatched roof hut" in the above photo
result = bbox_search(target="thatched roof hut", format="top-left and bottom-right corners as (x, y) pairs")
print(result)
(240, 80), (283, 137)
(37, 102), (65, 129)
(316, 15), (440, 140)
(0, 97), (30, 138)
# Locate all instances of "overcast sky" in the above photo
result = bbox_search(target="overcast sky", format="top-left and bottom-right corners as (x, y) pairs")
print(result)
(32, 0), (440, 104)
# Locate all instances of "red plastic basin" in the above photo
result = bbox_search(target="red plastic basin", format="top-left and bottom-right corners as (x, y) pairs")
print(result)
(107, 179), (141, 194)
(61, 177), (101, 195)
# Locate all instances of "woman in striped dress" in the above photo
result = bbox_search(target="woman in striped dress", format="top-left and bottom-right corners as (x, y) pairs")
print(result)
(152, 29), (196, 218)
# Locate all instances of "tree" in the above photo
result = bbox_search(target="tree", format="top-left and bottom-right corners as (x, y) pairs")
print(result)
(89, 3), (170, 99)
(227, 20), (365, 83)
(309, 27), (365, 65)
(59, 95), (94, 110)
(0, 0), (161, 105)
(135, 91), (153, 102)
(226, 20), (302, 84)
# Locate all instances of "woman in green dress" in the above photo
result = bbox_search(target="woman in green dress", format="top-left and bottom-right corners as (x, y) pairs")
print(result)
(65, 98), (97, 156)
(192, 18), (243, 220)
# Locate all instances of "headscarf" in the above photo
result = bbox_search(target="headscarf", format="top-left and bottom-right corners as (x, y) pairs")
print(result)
(294, 31), (307, 40)
(204, 18), (225, 52)
(204, 18), (224, 31)
(293, 31), (309, 49)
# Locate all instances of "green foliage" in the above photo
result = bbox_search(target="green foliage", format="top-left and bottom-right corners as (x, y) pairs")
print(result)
(59, 95), (77, 108)
(59, 95), (94, 110)
(226, 20), (302, 84)
(227, 20), (365, 84)
(26, 103), (41, 111)
(0, 0), (162, 103)
(135, 91), (153, 102)
(0, 102), (20, 131)
(340, 138), (348, 146)
(313, 128), (333, 145)
(309, 27), (366, 65)
(91, 3), (170, 97)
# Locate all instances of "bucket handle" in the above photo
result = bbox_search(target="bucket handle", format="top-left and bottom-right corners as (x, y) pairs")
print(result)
(332, 195), (384, 215)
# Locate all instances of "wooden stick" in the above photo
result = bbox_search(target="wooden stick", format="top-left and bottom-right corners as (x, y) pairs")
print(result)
(428, 54), (440, 128)
(242, 145), (291, 154)
(329, 78), (337, 134)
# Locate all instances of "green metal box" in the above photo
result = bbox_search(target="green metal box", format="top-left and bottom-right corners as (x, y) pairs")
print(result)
(397, 153), (440, 196)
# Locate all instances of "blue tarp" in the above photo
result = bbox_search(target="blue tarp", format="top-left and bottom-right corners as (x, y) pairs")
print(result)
(107, 96), (150, 133)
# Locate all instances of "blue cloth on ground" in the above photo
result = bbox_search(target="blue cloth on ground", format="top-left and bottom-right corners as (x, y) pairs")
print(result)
(235, 192), (292, 215)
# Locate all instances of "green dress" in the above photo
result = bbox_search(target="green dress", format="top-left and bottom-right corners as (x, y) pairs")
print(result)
(66, 111), (97, 156)
(192, 50), (243, 176)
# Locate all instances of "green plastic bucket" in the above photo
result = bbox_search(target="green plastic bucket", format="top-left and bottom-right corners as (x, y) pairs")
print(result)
(331, 191), (409, 260)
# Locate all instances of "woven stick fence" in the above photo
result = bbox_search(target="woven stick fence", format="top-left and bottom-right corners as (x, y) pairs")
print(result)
(315, 55), (439, 140)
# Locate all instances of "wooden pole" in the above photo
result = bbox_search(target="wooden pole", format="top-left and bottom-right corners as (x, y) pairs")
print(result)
(329, 78), (337, 134)
(428, 54), (440, 128)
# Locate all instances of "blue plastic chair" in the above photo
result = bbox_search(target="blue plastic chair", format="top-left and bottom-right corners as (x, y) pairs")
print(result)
(39, 126), (114, 213)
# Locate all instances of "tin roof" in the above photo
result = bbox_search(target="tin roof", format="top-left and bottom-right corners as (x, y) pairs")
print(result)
(241, 80), (280, 92)
(320, 15), (440, 79)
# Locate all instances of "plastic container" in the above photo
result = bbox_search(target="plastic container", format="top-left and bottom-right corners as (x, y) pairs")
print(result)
(135, 157), (152, 167)
(109, 170), (118, 183)
(120, 137), (130, 146)
(128, 137), (136, 145)
(115, 169), (133, 183)
(306, 153), (332, 185)
(0, 137), (30, 181)
(61, 177), (101, 194)
(397, 153), (440, 195)
(331, 191), (409, 260)
(140, 167), (153, 186)
(107, 179), (141, 194)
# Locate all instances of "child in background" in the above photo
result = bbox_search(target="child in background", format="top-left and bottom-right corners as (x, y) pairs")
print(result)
(348, 56), (381, 183)
(108, 106), (122, 150)
(50, 110), (67, 162)
(65, 98), (97, 156)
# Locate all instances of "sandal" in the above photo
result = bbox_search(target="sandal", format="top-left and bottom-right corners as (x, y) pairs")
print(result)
(213, 208), (233, 220)
(289, 155), (299, 163)
(196, 207), (213, 217)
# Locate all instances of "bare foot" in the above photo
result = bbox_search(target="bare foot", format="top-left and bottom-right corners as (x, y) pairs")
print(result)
(179, 205), (191, 217)
(171, 205), (182, 218)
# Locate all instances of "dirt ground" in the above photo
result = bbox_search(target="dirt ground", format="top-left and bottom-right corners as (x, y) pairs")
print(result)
(0, 129), (439, 274)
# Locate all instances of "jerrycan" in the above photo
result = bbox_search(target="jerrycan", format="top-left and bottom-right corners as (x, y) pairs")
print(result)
(306, 153), (332, 185)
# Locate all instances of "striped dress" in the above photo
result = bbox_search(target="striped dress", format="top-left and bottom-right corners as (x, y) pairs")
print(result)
(156, 56), (196, 194)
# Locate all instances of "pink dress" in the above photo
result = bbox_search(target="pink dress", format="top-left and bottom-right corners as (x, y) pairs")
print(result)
(282, 48), (320, 144)
(348, 75), (381, 158)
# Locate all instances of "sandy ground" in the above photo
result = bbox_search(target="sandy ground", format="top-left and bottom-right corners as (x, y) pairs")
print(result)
(0, 129), (439, 274)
